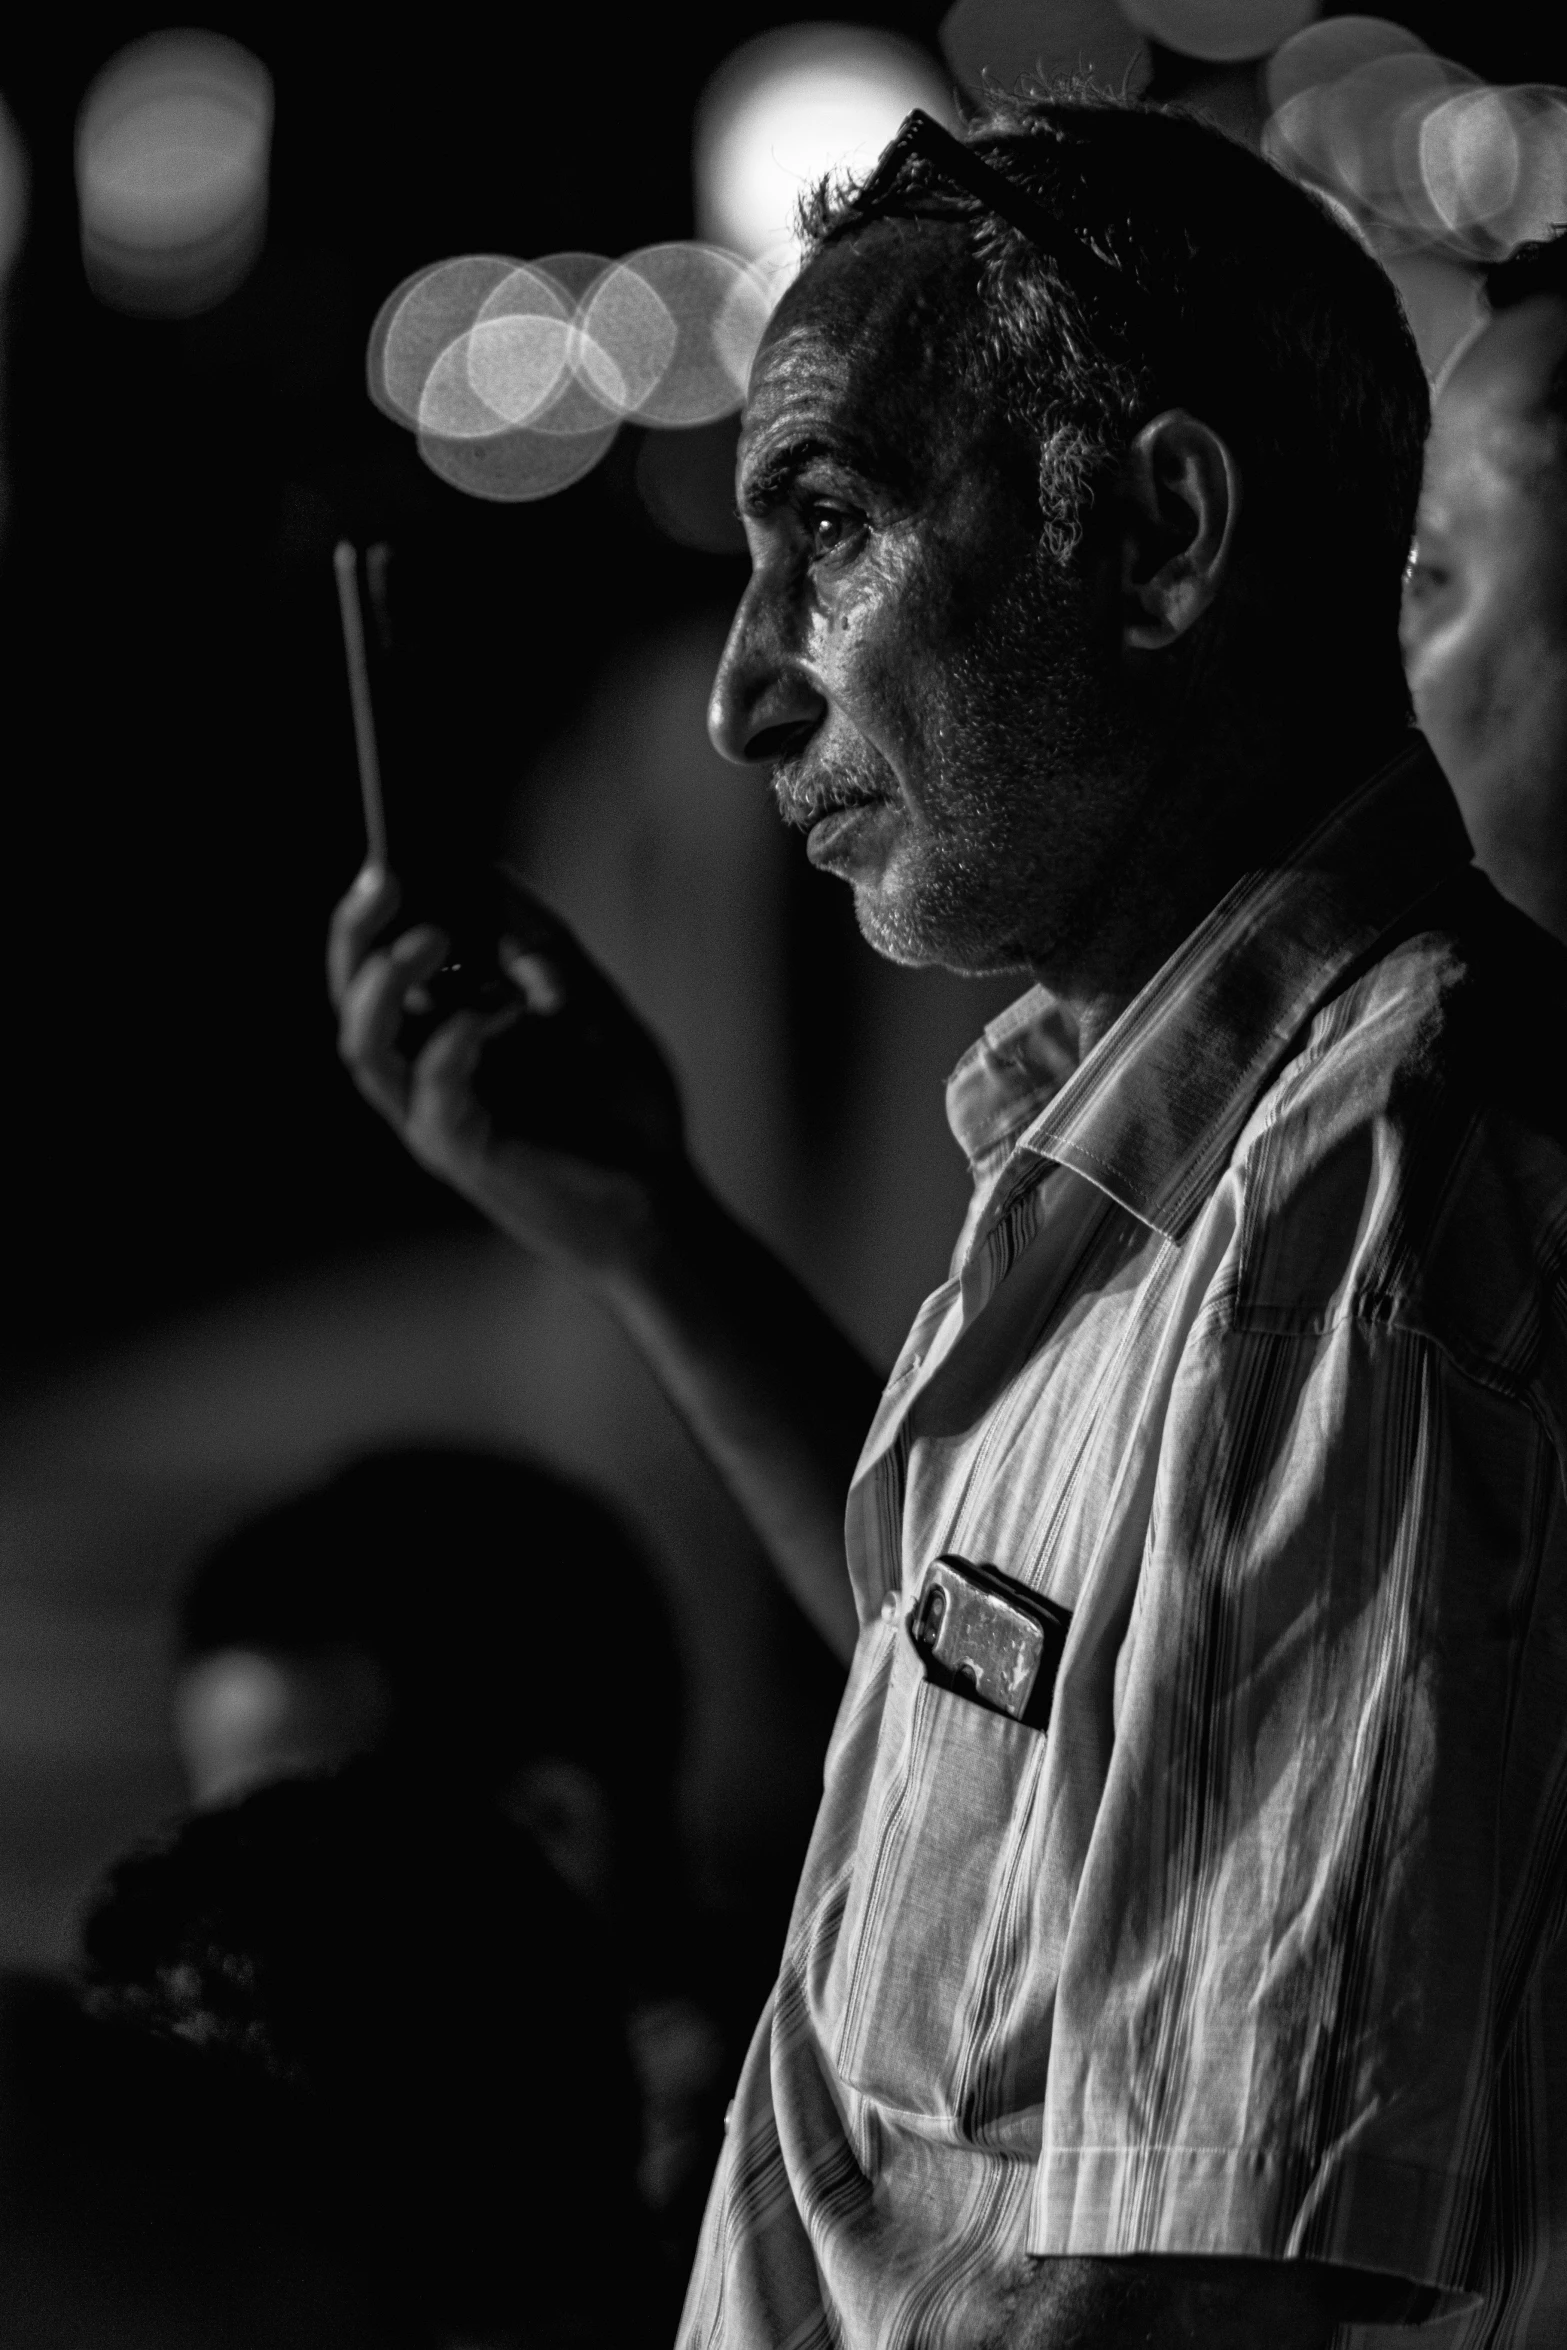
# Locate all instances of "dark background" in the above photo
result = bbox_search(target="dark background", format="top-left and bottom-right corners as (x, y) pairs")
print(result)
(0, 0), (1562, 2017)
(0, 0), (1561, 1374)
(0, 5), (952, 1378)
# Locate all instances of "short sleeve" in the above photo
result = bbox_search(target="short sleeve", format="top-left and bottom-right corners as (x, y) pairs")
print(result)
(1034, 1305), (1566, 2308)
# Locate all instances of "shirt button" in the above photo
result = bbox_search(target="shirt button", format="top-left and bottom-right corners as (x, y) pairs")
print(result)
(879, 1589), (902, 1624)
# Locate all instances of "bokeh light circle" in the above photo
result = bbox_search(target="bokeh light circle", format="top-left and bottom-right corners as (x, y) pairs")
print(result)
(1265, 15), (1427, 113)
(1505, 92), (1567, 250)
(714, 265), (776, 402)
(1260, 15), (1567, 379)
(1421, 91), (1522, 236)
(575, 266), (678, 416)
(415, 414), (619, 504)
(695, 26), (954, 264)
(938, 0), (1149, 107)
(370, 255), (523, 426)
(586, 244), (764, 428)
(77, 31), (272, 316)
(1324, 52), (1474, 215)
(1264, 20), (1567, 272)
(480, 254), (620, 437)
(465, 312), (573, 426)
(404, 253), (623, 500)
(417, 335), (508, 441)
(1420, 88), (1567, 253)
(1115, 0), (1318, 66)
(368, 234), (796, 502)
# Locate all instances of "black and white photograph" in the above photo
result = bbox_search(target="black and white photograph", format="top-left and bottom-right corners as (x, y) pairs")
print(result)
(1, 1), (1566, 2343)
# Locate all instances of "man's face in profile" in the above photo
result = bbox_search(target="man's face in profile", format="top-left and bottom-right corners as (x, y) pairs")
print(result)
(708, 222), (1136, 980)
(1401, 295), (1567, 930)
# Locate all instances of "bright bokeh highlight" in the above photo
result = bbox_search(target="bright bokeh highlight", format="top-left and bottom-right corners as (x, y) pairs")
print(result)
(1265, 15), (1427, 111)
(488, 254), (622, 438)
(694, 25), (954, 267)
(368, 232), (790, 502)
(588, 245), (771, 426)
(939, 0), (1148, 105)
(415, 410), (619, 504)
(465, 311), (573, 427)
(77, 31), (272, 317)
(371, 255), (523, 426)
(368, 36), (972, 507)
(1116, 0), (1318, 66)
(1420, 88), (1567, 253)
(1262, 11), (1567, 354)
(577, 265), (679, 415)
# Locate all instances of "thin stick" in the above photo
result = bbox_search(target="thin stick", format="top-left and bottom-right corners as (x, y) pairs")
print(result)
(333, 540), (388, 869)
(365, 541), (393, 657)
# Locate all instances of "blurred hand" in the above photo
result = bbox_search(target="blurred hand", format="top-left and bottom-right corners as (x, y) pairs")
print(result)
(328, 866), (690, 1280)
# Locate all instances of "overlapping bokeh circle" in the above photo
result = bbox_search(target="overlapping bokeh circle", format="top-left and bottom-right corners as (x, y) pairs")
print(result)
(1263, 18), (1567, 261)
(367, 241), (780, 503)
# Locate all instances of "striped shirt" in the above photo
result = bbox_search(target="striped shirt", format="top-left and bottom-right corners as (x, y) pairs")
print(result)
(680, 736), (1567, 2350)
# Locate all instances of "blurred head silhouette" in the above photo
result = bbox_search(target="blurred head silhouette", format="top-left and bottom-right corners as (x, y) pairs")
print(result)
(173, 1447), (687, 1974)
(77, 1759), (656, 2348)
(1403, 230), (1567, 944)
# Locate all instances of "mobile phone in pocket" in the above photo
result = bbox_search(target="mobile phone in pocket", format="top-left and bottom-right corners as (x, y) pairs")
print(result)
(907, 1555), (1071, 1732)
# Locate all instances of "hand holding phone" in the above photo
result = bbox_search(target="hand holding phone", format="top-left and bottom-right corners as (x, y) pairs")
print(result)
(329, 542), (685, 1182)
(334, 540), (519, 1048)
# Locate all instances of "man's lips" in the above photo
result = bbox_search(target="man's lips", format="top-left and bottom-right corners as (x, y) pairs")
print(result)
(774, 779), (890, 834)
(801, 797), (893, 867)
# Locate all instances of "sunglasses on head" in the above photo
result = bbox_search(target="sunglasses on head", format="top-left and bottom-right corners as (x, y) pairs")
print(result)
(855, 109), (1133, 321)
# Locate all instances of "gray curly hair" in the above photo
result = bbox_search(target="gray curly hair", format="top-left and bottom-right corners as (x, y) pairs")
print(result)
(799, 88), (1428, 706)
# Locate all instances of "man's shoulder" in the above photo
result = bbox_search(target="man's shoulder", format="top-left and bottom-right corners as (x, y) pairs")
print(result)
(1227, 870), (1567, 1390)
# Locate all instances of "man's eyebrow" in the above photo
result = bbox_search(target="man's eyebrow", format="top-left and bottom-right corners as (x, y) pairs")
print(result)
(738, 433), (877, 519)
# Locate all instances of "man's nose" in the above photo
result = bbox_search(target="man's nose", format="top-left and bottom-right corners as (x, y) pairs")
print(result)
(707, 584), (827, 767)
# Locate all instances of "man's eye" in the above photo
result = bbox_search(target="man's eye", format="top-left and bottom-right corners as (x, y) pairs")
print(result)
(1403, 558), (1450, 600)
(806, 505), (858, 559)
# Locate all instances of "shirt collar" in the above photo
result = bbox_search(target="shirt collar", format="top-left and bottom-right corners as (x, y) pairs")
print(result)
(958, 734), (1473, 1244)
(946, 986), (1081, 1168)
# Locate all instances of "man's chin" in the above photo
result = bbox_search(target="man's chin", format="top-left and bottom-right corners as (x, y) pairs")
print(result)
(805, 808), (1034, 975)
(847, 875), (1031, 979)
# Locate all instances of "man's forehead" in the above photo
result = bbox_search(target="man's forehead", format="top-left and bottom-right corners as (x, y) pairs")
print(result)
(738, 223), (974, 489)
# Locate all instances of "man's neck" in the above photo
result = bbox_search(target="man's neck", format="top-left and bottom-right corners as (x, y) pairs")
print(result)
(1042, 710), (1411, 1062)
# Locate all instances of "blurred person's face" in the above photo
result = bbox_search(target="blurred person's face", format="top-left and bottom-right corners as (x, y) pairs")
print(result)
(174, 1652), (624, 1921)
(708, 223), (1148, 978)
(1402, 295), (1567, 942)
(173, 1647), (393, 1806)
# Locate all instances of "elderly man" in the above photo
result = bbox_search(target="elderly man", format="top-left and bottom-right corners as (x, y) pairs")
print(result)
(332, 94), (1567, 2350)
(1402, 229), (1567, 945)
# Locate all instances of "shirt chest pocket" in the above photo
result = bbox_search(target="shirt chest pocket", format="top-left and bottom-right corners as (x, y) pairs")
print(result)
(822, 1622), (1056, 2127)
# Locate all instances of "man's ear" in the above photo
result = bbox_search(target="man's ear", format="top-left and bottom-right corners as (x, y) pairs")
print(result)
(1115, 410), (1241, 652)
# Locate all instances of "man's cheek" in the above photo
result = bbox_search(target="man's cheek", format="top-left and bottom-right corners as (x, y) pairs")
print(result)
(1416, 596), (1547, 787)
(1410, 637), (1487, 764)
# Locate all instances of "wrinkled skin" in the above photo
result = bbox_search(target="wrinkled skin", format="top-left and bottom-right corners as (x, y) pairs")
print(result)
(1402, 294), (1567, 944)
(707, 224), (1138, 979)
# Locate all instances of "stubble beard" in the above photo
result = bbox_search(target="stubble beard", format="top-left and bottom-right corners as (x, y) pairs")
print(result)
(825, 557), (1127, 977)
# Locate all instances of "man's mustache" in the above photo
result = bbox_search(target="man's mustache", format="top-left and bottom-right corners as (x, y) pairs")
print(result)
(770, 747), (898, 832)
